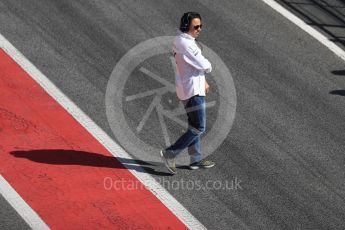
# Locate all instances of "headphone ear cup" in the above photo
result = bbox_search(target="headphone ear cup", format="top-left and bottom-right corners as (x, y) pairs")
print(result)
(182, 23), (188, 32)
(180, 12), (190, 32)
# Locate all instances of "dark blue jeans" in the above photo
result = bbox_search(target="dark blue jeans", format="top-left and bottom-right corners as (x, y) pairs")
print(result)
(166, 95), (206, 164)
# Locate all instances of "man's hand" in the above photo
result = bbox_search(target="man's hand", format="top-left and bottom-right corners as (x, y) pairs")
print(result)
(205, 80), (210, 94)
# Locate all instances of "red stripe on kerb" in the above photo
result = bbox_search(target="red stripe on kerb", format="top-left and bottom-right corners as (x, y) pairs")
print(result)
(0, 49), (186, 229)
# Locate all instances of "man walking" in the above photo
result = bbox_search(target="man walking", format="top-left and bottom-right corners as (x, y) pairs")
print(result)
(160, 12), (215, 174)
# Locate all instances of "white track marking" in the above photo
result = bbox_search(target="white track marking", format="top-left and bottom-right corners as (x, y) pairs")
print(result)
(0, 175), (50, 230)
(0, 33), (206, 229)
(261, 0), (345, 62)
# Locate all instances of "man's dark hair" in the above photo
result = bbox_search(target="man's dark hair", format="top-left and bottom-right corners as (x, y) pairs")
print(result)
(179, 12), (201, 33)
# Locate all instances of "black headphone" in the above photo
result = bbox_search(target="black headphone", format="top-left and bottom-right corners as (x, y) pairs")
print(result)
(179, 12), (201, 33)
(179, 12), (192, 33)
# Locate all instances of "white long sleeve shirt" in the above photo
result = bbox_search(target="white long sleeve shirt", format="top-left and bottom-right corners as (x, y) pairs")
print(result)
(172, 31), (212, 100)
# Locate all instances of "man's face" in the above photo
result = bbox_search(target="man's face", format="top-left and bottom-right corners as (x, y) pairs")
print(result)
(188, 18), (202, 38)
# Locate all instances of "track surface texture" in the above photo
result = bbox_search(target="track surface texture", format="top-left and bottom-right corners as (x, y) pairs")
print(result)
(1, 0), (345, 229)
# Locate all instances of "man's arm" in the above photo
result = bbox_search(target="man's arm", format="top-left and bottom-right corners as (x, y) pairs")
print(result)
(183, 44), (212, 73)
(205, 80), (210, 93)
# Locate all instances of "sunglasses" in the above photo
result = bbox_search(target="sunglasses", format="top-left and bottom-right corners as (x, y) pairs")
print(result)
(193, 24), (203, 30)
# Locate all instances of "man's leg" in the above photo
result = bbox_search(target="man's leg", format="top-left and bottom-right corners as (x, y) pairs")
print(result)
(161, 95), (213, 173)
(188, 136), (202, 164)
(186, 96), (215, 169)
(160, 97), (202, 174)
(187, 96), (205, 164)
(165, 96), (205, 157)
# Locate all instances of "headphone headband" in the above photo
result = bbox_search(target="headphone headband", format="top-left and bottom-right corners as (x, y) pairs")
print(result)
(179, 12), (200, 33)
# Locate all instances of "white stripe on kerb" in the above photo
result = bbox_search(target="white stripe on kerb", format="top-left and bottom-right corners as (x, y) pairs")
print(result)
(0, 33), (206, 229)
(261, 0), (345, 62)
(0, 175), (50, 230)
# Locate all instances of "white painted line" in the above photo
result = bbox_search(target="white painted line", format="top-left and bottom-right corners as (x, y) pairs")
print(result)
(0, 175), (50, 230)
(261, 0), (345, 62)
(0, 33), (206, 229)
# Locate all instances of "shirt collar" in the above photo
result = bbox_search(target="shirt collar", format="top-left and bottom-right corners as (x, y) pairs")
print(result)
(178, 30), (195, 40)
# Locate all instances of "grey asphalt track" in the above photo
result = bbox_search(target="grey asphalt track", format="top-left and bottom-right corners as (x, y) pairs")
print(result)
(276, 0), (345, 49)
(1, 0), (345, 229)
(0, 194), (30, 230)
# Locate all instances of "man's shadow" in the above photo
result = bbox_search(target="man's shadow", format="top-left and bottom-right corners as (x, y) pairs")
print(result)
(10, 149), (173, 176)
